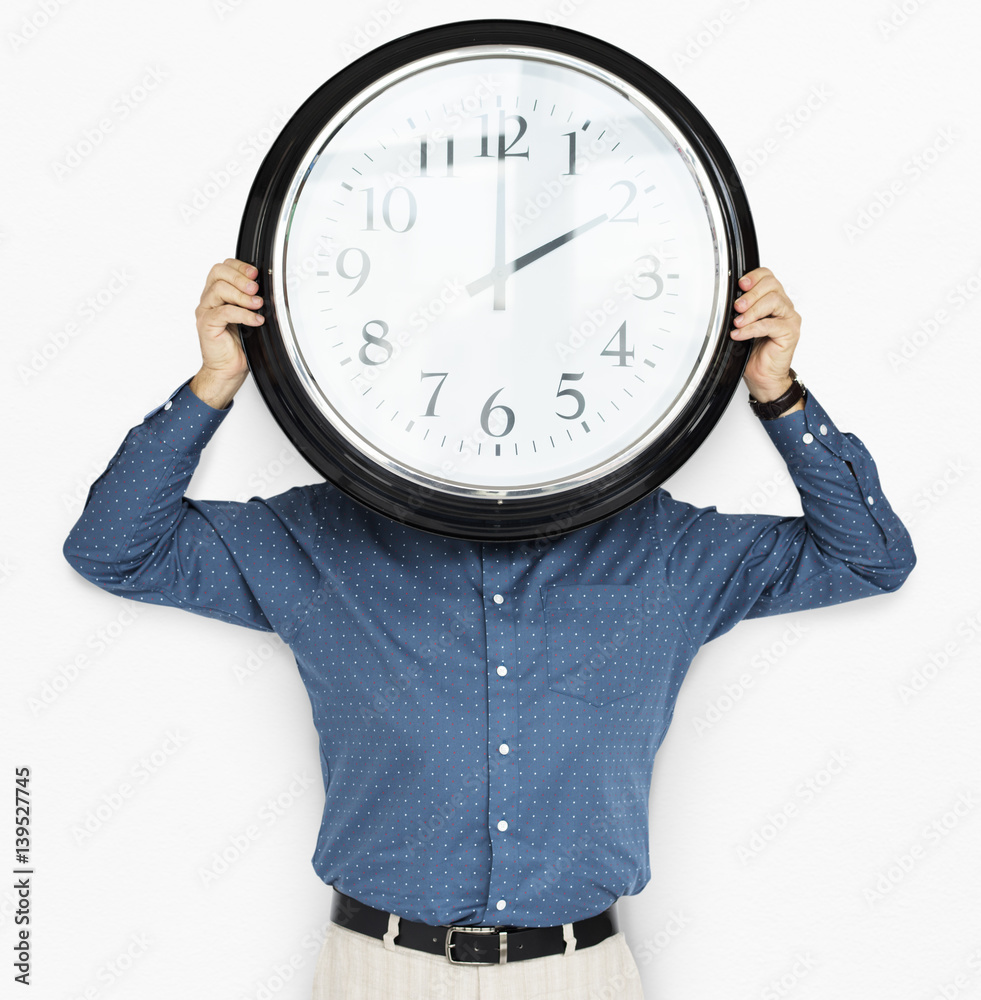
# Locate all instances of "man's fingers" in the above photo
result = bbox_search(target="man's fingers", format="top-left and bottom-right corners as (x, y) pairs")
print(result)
(203, 260), (260, 300)
(199, 277), (262, 313)
(733, 289), (789, 327)
(200, 303), (266, 332)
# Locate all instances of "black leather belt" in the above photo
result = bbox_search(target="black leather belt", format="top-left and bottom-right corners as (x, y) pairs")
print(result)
(330, 889), (618, 965)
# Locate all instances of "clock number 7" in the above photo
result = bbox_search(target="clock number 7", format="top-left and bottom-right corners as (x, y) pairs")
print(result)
(420, 372), (449, 417)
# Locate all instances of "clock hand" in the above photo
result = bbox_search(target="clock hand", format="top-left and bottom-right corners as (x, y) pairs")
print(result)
(467, 212), (610, 299)
(492, 138), (507, 310)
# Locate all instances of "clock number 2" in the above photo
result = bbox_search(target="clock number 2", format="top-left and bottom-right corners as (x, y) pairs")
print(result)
(609, 181), (639, 224)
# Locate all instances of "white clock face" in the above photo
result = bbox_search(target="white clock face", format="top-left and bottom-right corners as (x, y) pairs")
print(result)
(273, 47), (729, 498)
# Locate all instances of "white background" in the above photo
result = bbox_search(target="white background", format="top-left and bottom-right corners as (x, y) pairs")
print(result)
(3, 1), (979, 998)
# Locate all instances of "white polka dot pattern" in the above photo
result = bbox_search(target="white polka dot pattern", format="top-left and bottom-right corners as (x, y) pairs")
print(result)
(62, 378), (916, 928)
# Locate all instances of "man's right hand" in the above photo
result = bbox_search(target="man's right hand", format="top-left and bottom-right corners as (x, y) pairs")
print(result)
(189, 258), (265, 410)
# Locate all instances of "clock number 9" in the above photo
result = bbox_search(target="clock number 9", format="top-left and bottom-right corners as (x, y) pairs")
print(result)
(480, 388), (515, 438)
(358, 320), (393, 366)
(555, 372), (586, 419)
(336, 248), (370, 295)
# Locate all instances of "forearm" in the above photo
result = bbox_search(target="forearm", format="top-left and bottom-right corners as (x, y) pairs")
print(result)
(189, 366), (247, 411)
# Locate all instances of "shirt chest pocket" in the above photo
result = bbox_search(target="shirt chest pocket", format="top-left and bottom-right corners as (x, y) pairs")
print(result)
(542, 585), (656, 707)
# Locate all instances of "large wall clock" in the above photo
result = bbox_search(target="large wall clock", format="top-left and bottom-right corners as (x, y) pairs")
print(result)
(237, 19), (757, 541)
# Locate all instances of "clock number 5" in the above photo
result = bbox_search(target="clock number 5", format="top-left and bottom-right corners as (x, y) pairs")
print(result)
(555, 372), (586, 419)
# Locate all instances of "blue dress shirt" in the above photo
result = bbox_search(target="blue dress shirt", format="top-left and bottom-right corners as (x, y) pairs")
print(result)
(63, 377), (915, 928)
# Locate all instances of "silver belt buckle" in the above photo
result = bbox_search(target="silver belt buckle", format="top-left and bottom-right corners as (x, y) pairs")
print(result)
(445, 925), (508, 965)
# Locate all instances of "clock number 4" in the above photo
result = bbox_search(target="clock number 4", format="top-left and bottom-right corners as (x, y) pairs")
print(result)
(601, 322), (635, 367)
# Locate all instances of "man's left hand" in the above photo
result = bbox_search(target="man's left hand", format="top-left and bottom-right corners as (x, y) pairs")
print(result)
(730, 266), (802, 410)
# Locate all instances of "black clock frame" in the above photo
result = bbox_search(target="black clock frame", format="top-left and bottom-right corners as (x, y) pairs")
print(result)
(237, 19), (757, 542)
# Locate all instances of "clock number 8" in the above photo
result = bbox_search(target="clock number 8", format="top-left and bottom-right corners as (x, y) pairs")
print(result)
(358, 320), (393, 366)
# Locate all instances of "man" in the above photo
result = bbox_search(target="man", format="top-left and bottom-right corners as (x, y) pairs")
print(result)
(63, 258), (915, 999)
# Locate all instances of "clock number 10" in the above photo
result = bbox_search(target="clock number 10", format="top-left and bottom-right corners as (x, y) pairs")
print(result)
(362, 186), (417, 232)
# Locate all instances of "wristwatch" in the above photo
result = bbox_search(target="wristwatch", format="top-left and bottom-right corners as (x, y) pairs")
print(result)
(748, 369), (806, 420)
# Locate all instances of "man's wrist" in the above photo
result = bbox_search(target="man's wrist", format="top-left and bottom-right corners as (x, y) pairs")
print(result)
(747, 370), (806, 418)
(189, 367), (247, 411)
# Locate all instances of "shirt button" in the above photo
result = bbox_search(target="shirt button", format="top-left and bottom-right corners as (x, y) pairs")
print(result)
(497, 665), (507, 677)
(802, 432), (814, 444)
(496, 900), (507, 911)
(868, 496), (875, 505)
(819, 424), (828, 436)
(497, 820), (508, 832)
(499, 743), (510, 755)
(164, 400), (173, 411)
(493, 594), (504, 604)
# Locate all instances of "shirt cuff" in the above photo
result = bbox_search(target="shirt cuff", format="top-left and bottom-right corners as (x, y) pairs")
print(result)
(141, 376), (233, 454)
(759, 389), (904, 543)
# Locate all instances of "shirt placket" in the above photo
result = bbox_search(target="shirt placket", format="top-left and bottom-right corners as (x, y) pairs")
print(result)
(480, 542), (520, 923)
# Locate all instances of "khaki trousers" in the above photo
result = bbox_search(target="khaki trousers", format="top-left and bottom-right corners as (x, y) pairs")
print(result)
(312, 917), (645, 999)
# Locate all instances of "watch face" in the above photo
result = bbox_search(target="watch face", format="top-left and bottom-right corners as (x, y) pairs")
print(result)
(238, 20), (756, 541)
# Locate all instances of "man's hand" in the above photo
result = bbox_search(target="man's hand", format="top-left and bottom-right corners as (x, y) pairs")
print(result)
(189, 258), (265, 410)
(730, 266), (803, 413)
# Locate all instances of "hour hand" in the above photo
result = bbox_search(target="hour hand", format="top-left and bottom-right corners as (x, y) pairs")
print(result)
(467, 213), (609, 299)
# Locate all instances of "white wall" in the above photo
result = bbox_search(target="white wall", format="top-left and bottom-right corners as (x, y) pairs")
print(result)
(4, 1), (978, 997)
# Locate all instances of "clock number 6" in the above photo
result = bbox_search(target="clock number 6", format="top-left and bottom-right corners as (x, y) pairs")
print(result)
(480, 388), (515, 438)
(555, 372), (586, 419)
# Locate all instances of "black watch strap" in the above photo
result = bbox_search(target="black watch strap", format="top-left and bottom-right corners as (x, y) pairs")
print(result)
(748, 369), (806, 420)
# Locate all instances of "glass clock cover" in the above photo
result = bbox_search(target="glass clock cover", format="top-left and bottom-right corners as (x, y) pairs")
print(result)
(237, 20), (757, 541)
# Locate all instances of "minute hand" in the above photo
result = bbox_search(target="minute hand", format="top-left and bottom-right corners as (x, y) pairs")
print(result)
(466, 212), (609, 298)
